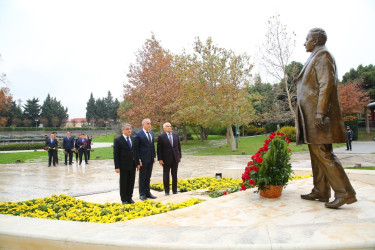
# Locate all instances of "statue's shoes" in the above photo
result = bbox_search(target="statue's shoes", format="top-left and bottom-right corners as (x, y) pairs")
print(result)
(301, 193), (329, 202)
(325, 196), (357, 209)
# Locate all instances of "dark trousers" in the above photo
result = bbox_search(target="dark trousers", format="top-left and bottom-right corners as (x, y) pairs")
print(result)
(163, 162), (178, 194)
(139, 162), (153, 196)
(54, 150), (58, 164)
(346, 140), (352, 150)
(65, 149), (73, 164)
(48, 149), (56, 166)
(75, 151), (79, 161)
(308, 144), (356, 198)
(78, 148), (88, 164)
(87, 149), (91, 160)
(120, 168), (136, 202)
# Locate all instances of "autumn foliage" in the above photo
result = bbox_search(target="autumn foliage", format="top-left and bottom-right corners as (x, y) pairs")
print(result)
(338, 80), (371, 115)
(0, 87), (12, 126)
(118, 35), (179, 128)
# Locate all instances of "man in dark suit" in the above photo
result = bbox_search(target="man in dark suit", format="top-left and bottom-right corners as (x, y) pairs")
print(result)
(46, 133), (58, 167)
(76, 133), (88, 165)
(86, 135), (92, 161)
(296, 28), (356, 208)
(114, 123), (140, 204)
(62, 131), (75, 165)
(134, 118), (157, 201)
(157, 122), (181, 196)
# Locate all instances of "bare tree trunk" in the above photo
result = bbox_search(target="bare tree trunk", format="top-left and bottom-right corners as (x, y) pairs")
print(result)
(365, 106), (370, 134)
(228, 125), (237, 151)
(183, 124), (187, 144)
(226, 127), (230, 146)
(282, 73), (298, 129)
(200, 126), (204, 142)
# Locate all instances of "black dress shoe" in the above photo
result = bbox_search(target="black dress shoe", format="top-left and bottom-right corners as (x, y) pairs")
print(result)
(325, 196), (357, 209)
(301, 193), (329, 202)
(165, 193), (170, 196)
(64, 163), (67, 165)
(146, 194), (157, 199)
(122, 201), (130, 205)
(140, 196), (147, 201)
(129, 199), (135, 204)
(173, 191), (178, 194)
(48, 165), (51, 167)
(53, 164), (56, 167)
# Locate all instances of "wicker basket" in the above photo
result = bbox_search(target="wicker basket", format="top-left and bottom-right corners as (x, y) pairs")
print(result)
(259, 185), (283, 198)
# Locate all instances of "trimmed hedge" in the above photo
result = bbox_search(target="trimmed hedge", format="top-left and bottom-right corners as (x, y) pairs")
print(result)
(0, 143), (46, 151)
(244, 125), (266, 136)
(279, 126), (296, 142)
(0, 127), (109, 131)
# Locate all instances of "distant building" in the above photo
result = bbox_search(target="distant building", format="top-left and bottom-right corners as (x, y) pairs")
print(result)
(65, 118), (87, 128)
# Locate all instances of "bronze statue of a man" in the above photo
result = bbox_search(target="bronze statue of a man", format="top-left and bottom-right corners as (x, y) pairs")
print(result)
(296, 28), (357, 209)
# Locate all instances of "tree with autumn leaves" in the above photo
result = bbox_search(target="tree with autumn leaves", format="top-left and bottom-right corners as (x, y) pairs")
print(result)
(0, 54), (12, 127)
(338, 80), (371, 115)
(118, 34), (179, 130)
(119, 35), (256, 150)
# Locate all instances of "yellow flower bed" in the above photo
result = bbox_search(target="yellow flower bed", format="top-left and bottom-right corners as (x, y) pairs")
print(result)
(289, 174), (313, 180)
(0, 194), (203, 223)
(151, 175), (312, 193)
(150, 177), (243, 192)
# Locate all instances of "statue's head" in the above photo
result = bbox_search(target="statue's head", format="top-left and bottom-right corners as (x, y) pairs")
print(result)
(304, 28), (327, 52)
(309, 28), (327, 45)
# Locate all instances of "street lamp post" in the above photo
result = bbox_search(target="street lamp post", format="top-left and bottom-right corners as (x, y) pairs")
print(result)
(35, 119), (39, 131)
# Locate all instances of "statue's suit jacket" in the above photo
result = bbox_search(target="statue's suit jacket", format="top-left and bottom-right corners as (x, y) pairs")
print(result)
(296, 46), (347, 145)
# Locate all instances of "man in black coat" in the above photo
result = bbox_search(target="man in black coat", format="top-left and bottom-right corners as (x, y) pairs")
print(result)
(157, 122), (181, 196)
(46, 133), (58, 167)
(62, 131), (75, 165)
(134, 118), (157, 201)
(76, 134), (88, 165)
(346, 126), (353, 151)
(113, 123), (140, 204)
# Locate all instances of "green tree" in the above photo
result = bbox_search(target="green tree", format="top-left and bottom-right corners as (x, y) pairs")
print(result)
(23, 98), (41, 126)
(342, 64), (375, 100)
(40, 94), (68, 127)
(86, 93), (97, 125)
(4, 101), (23, 126)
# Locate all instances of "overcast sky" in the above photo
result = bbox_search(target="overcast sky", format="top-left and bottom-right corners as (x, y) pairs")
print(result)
(0, 0), (374, 119)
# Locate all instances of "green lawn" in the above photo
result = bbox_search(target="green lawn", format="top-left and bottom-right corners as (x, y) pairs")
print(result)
(345, 166), (375, 170)
(93, 133), (118, 142)
(0, 135), (347, 164)
(191, 135), (345, 156)
(358, 130), (375, 141)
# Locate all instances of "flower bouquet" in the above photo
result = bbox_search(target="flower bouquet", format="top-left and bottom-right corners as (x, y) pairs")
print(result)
(241, 132), (293, 198)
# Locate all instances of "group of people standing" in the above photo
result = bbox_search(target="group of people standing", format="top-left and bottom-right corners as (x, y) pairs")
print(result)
(113, 118), (181, 204)
(45, 132), (92, 167)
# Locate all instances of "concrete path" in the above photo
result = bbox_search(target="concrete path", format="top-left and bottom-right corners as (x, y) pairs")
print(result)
(0, 148), (375, 249)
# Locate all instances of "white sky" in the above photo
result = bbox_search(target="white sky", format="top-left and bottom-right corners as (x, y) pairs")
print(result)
(0, 0), (374, 119)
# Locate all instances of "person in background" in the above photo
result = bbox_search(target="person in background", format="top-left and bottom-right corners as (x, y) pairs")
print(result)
(86, 135), (92, 161)
(157, 122), (181, 196)
(76, 134), (88, 165)
(346, 126), (353, 151)
(74, 136), (79, 162)
(46, 133), (58, 167)
(52, 132), (59, 165)
(62, 131), (75, 165)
